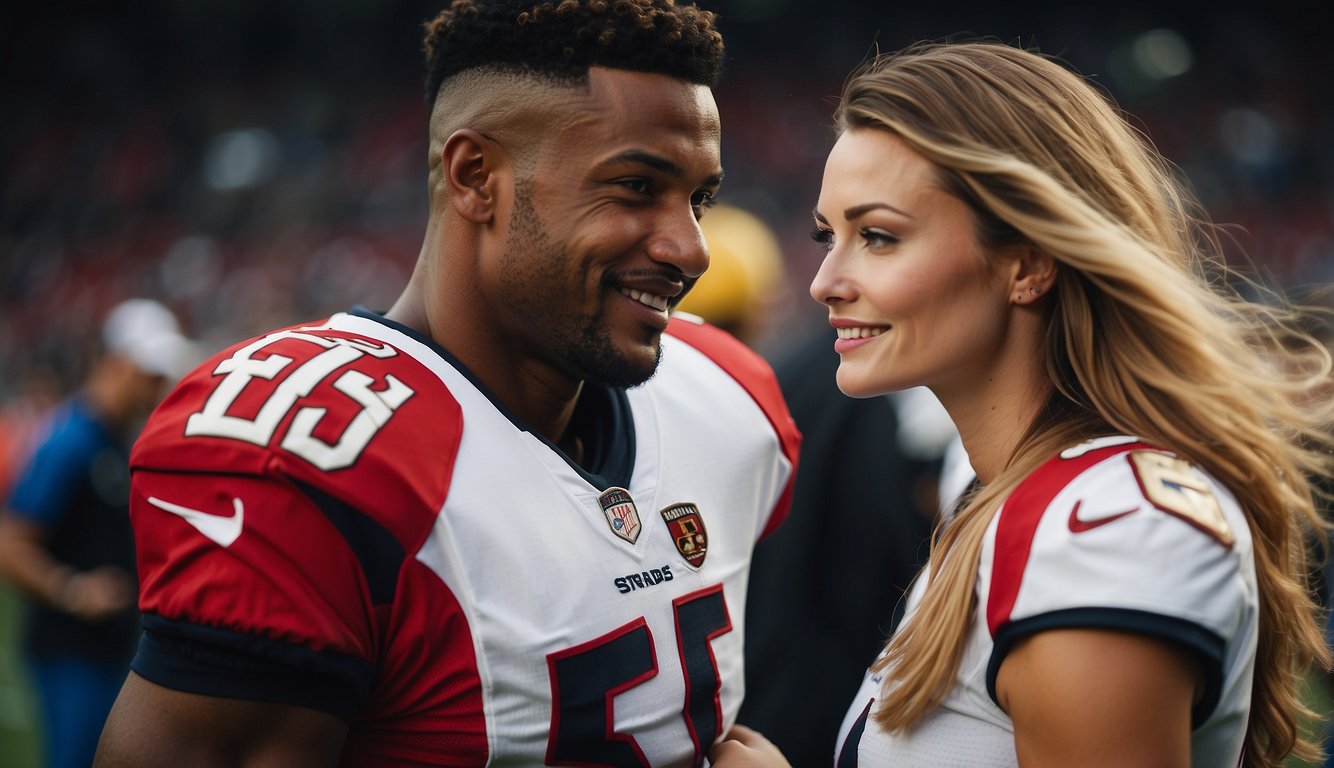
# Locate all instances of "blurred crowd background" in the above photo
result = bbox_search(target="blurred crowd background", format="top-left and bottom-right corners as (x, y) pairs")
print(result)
(4, 1), (1332, 399)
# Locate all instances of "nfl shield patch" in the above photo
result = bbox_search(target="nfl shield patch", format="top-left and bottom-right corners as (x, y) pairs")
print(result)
(599, 487), (642, 544)
(660, 503), (707, 568)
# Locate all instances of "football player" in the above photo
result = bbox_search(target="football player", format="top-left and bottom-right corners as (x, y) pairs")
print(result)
(95, 2), (800, 765)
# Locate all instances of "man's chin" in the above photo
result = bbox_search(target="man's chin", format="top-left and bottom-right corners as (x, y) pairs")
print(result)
(586, 342), (662, 389)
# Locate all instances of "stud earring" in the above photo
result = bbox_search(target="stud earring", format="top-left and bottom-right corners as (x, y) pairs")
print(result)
(1032, 286), (1040, 295)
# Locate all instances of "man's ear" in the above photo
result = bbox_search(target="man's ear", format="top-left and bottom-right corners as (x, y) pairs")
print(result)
(1008, 245), (1058, 305)
(442, 129), (498, 224)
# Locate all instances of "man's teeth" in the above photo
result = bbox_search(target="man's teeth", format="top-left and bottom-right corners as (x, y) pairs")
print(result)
(836, 327), (887, 339)
(621, 288), (670, 312)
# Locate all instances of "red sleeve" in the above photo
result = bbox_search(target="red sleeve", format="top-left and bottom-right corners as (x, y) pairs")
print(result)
(128, 467), (391, 719)
(133, 469), (380, 656)
(126, 321), (466, 720)
(666, 315), (801, 539)
(133, 323), (459, 551)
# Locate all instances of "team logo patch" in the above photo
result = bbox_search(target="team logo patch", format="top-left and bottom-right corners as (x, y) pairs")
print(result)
(599, 487), (642, 544)
(660, 503), (708, 568)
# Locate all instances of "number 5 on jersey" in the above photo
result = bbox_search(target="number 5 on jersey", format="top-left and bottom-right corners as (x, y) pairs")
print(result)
(547, 585), (731, 767)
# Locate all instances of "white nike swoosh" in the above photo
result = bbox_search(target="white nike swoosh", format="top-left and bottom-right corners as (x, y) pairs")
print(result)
(147, 496), (244, 548)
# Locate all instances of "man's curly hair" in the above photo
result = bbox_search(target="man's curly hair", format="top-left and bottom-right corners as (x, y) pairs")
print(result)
(422, 0), (724, 106)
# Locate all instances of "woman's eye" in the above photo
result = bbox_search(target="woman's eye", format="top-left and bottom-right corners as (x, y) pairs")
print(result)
(810, 227), (834, 250)
(861, 228), (900, 247)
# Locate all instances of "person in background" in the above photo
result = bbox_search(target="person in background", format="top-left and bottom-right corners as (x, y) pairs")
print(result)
(712, 40), (1334, 767)
(94, 2), (800, 765)
(0, 298), (192, 768)
(0, 367), (61, 501)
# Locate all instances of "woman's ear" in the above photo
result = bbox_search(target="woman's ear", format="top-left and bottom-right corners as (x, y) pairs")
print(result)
(1009, 245), (1057, 305)
(441, 129), (498, 224)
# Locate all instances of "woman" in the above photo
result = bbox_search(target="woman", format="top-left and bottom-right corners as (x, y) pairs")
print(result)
(712, 41), (1333, 767)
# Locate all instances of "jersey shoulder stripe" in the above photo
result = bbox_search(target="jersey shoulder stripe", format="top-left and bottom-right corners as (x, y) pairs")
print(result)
(987, 438), (1153, 636)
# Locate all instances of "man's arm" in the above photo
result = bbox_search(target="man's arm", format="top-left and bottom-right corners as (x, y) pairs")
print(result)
(94, 672), (349, 767)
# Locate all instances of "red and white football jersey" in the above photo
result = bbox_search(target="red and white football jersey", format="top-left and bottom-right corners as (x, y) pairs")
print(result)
(128, 309), (800, 767)
(834, 436), (1256, 767)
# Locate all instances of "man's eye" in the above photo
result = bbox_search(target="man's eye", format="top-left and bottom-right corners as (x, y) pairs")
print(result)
(691, 190), (717, 210)
(617, 179), (651, 194)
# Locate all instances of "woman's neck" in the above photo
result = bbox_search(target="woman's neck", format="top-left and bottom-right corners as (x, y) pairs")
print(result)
(936, 368), (1052, 485)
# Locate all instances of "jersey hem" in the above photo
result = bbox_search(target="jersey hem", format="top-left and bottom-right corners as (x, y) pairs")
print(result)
(987, 606), (1225, 727)
(131, 613), (375, 722)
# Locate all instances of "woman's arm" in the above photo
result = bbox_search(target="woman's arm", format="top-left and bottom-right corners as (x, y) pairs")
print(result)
(996, 628), (1199, 768)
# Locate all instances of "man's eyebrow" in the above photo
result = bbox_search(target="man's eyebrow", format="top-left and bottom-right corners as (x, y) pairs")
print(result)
(605, 150), (683, 176)
(602, 150), (724, 187)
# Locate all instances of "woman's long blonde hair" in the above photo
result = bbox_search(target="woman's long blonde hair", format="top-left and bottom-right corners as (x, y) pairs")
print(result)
(843, 41), (1334, 766)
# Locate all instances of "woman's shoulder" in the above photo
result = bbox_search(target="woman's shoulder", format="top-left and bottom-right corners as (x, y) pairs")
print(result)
(985, 435), (1254, 642)
(1012, 436), (1240, 548)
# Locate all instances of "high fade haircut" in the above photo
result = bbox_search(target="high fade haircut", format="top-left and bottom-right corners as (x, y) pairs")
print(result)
(421, 0), (724, 107)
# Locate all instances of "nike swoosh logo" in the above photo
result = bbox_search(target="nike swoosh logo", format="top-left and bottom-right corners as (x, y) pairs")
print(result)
(1067, 500), (1137, 533)
(148, 496), (244, 548)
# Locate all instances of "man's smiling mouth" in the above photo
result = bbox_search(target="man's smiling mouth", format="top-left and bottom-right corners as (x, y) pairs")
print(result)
(619, 287), (670, 312)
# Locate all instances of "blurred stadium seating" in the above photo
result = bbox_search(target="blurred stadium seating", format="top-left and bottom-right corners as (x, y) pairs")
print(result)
(2, 0), (1331, 399)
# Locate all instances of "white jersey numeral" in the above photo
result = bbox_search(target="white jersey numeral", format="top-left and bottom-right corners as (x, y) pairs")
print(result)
(185, 328), (415, 470)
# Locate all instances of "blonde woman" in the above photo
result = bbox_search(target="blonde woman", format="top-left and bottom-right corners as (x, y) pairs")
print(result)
(711, 41), (1333, 767)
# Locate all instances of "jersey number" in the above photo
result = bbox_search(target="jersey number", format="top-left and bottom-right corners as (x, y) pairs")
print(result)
(185, 327), (415, 471)
(546, 585), (731, 767)
(1129, 450), (1234, 547)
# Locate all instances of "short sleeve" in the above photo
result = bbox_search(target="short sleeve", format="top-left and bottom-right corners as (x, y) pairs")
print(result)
(984, 446), (1253, 725)
(129, 468), (395, 720)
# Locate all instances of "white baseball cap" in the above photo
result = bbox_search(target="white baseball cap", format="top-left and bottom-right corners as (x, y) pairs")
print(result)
(102, 299), (195, 380)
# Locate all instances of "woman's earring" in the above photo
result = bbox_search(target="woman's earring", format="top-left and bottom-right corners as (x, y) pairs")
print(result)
(1032, 286), (1041, 295)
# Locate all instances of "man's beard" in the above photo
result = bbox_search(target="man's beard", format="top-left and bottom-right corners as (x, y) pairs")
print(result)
(502, 185), (663, 389)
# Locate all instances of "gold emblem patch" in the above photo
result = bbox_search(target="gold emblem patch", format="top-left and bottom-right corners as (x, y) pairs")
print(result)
(660, 503), (708, 568)
(1129, 451), (1234, 548)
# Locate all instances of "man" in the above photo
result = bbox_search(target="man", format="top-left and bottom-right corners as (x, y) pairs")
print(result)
(0, 298), (192, 768)
(94, 2), (800, 766)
